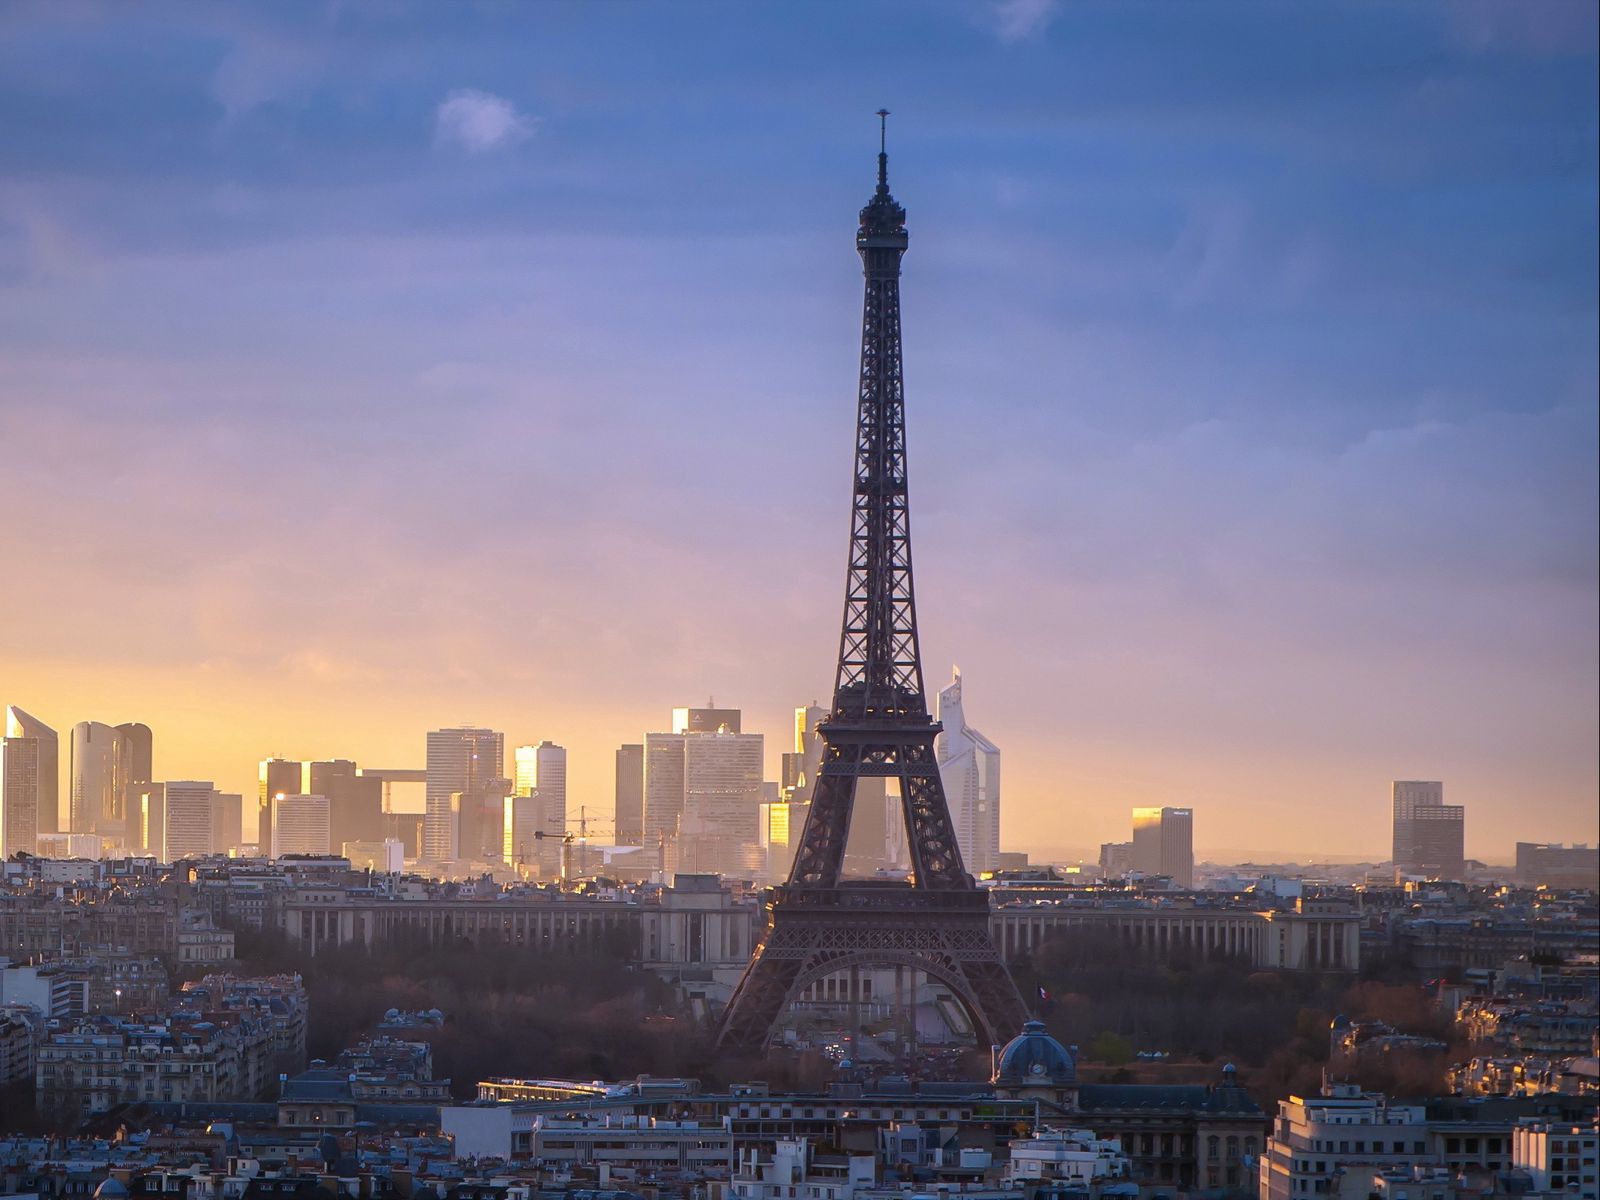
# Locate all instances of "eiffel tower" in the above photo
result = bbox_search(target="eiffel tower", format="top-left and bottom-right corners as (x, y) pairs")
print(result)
(715, 116), (1028, 1054)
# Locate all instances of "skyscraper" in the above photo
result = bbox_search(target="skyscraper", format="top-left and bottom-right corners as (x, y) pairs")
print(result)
(644, 707), (763, 874)
(257, 757), (302, 856)
(70, 721), (120, 839)
(272, 793), (332, 857)
(134, 783), (164, 857)
(615, 743), (644, 845)
(0, 735), (40, 858)
(1391, 780), (1464, 879)
(459, 775), (511, 863)
(424, 726), (504, 861)
(782, 705), (827, 804)
(677, 727), (764, 875)
(643, 731), (687, 849)
(163, 781), (219, 861)
(527, 742), (567, 874)
(5, 708), (58, 835)
(306, 760), (382, 851)
(935, 669), (1001, 875)
(210, 792), (243, 856)
(1131, 806), (1195, 888)
(115, 722), (153, 832)
(513, 745), (539, 796)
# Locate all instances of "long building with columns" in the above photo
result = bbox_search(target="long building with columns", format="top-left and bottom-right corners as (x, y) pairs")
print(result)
(270, 872), (1357, 975)
(988, 897), (1360, 971)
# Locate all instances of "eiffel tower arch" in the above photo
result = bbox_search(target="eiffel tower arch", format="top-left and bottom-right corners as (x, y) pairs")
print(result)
(715, 117), (1028, 1054)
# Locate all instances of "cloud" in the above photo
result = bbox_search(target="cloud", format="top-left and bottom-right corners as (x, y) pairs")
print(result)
(434, 88), (535, 153)
(991, 0), (1059, 43)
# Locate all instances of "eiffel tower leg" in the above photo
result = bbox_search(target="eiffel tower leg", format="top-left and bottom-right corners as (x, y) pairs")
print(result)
(714, 916), (806, 1053)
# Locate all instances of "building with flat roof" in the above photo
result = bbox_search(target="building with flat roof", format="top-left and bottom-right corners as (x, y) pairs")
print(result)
(1131, 807), (1194, 888)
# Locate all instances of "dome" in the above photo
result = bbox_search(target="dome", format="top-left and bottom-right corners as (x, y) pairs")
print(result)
(993, 1020), (1077, 1087)
(95, 1181), (130, 1200)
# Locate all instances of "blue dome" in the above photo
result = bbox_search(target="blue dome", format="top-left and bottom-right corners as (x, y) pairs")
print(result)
(994, 1020), (1077, 1086)
(94, 1181), (130, 1200)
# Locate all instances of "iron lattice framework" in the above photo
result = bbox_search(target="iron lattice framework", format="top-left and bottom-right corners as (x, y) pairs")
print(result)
(715, 120), (1027, 1054)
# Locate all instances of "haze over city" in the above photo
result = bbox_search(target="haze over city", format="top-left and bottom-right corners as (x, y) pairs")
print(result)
(1, 1), (1595, 862)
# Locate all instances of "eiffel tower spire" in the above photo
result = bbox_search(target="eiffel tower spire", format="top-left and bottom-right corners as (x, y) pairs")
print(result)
(714, 120), (1026, 1054)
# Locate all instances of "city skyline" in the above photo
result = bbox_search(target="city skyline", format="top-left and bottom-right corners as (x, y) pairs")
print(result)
(0, 2), (1595, 862)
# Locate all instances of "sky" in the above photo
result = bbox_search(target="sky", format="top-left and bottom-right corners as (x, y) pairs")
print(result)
(0, 0), (1595, 862)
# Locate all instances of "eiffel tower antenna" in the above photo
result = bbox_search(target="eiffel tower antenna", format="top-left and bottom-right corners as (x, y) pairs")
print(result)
(715, 117), (1026, 1053)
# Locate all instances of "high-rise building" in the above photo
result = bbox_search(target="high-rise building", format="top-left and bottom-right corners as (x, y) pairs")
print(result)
(1515, 843), (1599, 890)
(306, 760), (382, 852)
(644, 733), (687, 849)
(0, 735), (40, 858)
(114, 723), (153, 832)
(163, 781), (219, 861)
(676, 728), (765, 875)
(272, 793), (332, 857)
(935, 669), (1001, 875)
(644, 708), (764, 874)
(513, 745), (538, 796)
(502, 751), (566, 875)
(759, 798), (808, 882)
(70, 721), (120, 840)
(615, 743), (644, 845)
(210, 792), (243, 855)
(782, 704), (827, 804)
(134, 783), (164, 857)
(424, 727), (504, 861)
(456, 776), (510, 863)
(503, 789), (543, 869)
(257, 757), (302, 855)
(844, 775), (892, 873)
(1131, 807), (1194, 888)
(672, 706), (741, 734)
(5, 708), (58, 835)
(1391, 780), (1464, 879)
(532, 742), (566, 827)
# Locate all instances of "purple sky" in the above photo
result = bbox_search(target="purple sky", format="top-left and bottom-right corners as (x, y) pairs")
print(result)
(0, 1), (1595, 860)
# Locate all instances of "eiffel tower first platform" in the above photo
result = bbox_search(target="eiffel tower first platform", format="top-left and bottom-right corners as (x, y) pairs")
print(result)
(714, 117), (1029, 1055)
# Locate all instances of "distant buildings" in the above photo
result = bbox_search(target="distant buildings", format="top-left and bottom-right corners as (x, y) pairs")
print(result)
(424, 726), (505, 862)
(1392, 780), (1465, 880)
(1098, 841), (1134, 879)
(505, 741), (567, 875)
(1515, 842), (1598, 890)
(615, 743), (644, 845)
(782, 704), (827, 805)
(0, 734), (40, 858)
(115, 722), (153, 828)
(678, 726), (764, 877)
(162, 781), (221, 861)
(69, 721), (120, 839)
(272, 793), (332, 857)
(1131, 806), (1194, 888)
(644, 705), (764, 875)
(307, 759), (383, 854)
(935, 668), (1001, 876)
(257, 755), (302, 854)
(5, 706), (57, 836)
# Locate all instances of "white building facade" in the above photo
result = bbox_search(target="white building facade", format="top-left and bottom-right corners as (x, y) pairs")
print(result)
(935, 669), (1001, 875)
